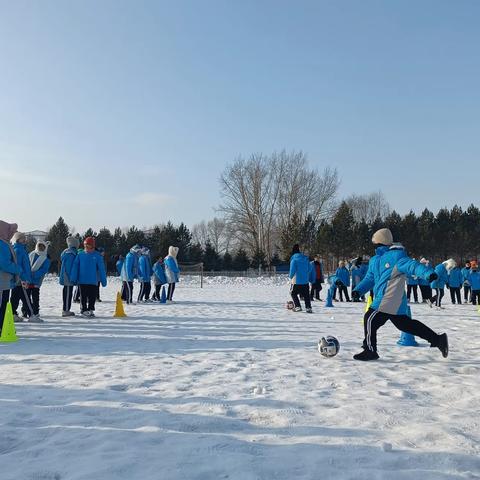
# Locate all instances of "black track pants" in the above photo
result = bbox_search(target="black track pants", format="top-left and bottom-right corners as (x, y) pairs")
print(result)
(363, 308), (440, 353)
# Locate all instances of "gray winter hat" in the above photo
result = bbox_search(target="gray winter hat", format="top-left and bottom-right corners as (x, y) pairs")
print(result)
(66, 236), (80, 248)
(372, 228), (393, 246)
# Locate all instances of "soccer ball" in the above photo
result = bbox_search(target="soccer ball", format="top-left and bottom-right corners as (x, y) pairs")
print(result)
(318, 336), (340, 357)
(285, 300), (295, 310)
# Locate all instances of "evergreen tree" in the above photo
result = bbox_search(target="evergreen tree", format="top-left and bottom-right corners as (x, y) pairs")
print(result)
(82, 228), (96, 240)
(417, 209), (435, 260)
(401, 211), (418, 256)
(330, 202), (355, 259)
(188, 242), (204, 263)
(45, 217), (70, 272)
(96, 227), (115, 272)
(113, 227), (128, 257)
(250, 248), (266, 269)
(232, 248), (250, 271)
(203, 241), (220, 270)
(223, 251), (233, 270)
(126, 226), (146, 247)
(384, 211), (402, 242)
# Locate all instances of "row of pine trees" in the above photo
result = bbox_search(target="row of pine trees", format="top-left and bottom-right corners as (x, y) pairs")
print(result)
(40, 203), (480, 274)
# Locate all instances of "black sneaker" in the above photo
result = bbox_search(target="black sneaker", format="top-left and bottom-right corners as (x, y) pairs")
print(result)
(353, 349), (379, 361)
(437, 333), (449, 358)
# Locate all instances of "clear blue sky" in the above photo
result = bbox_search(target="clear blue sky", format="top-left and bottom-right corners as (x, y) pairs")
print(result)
(1, 0), (479, 233)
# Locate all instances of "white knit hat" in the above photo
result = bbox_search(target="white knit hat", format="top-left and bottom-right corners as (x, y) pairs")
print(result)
(443, 258), (456, 271)
(66, 236), (80, 248)
(371, 228), (393, 246)
(11, 231), (26, 243)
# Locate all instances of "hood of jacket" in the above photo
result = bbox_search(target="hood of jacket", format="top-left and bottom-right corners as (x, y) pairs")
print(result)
(0, 220), (18, 242)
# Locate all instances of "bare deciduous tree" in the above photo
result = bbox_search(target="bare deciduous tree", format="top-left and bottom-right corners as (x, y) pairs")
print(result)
(219, 150), (339, 263)
(192, 218), (233, 254)
(344, 191), (390, 224)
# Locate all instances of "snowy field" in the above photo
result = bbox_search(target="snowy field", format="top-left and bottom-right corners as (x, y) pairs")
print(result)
(1, 275), (479, 480)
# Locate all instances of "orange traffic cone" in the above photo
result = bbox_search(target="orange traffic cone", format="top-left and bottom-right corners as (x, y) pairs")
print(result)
(113, 292), (127, 318)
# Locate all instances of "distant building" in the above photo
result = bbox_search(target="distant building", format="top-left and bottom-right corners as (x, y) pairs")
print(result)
(25, 230), (48, 242)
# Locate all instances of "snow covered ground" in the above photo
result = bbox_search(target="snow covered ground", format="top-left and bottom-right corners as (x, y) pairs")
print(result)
(1, 276), (479, 480)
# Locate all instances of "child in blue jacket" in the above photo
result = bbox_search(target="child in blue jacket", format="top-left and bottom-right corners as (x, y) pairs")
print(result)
(164, 246), (180, 301)
(10, 231), (34, 322)
(352, 228), (448, 361)
(23, 241), (51, 322)
(335, 261), (350, 302)
(289, 244), (316, 313)
(152, 257), (167, 301)
(468, 261), (480, 305)
(461, 262), (471, 303)
(429, 259), (456, 308)
(448, 265), (463, 305)
(121, 245), (141, 304)
(59, 236), (79, 316)
(0, 220), (20, 334)
(70, 237), (107, 317)
(138, 247), (153, 302)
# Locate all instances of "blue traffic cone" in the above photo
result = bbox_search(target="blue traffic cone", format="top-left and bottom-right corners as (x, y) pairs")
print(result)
(397, 306), (419, 346)
(325, 287), (334, 308)
(160, 286), (167, 304)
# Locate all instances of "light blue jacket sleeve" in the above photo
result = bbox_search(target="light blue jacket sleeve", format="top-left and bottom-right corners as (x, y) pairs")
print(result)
(60, 251), (76, 285)
(0, 242), (20, 274)
(289, 257), (296, 280)
(98, 256), (107, 287)
(354, 262), (375, 295)
(397, 257), (433, 282)
(70, 255), (80, 284)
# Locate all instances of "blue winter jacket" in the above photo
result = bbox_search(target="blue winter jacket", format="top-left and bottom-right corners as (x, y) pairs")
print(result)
(164, 255), (180, 283)
(59, 247), (78, 286)
(354, 245), (433, 315)
(468, 270), (480, 290)
(417, 274), (430, 286)
(70, 251), (107, 287)
(335, 266), (350, 287)
(153, 261), (167, 285)
(406, 275), (418, 286)
(357, 264), (368, 283)
(30, 254), (51, 287)
(13, 242), (32, 283)
(289, 253), (316, 285)
(138, 255), (152, 282)
(448, 268), (463, 288)
(461, 267), (471, 286)
(431, 263), (449, 289)
(116, 259), (124, 276)
(121, 250), (139, 282)
(0, 239), (20, 290)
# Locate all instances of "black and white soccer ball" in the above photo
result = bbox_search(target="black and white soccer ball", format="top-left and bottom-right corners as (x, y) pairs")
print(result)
(318, 336), (340, 357)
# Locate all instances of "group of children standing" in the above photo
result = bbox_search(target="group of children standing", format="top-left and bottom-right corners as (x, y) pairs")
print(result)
(406, 258), (480, 308)
(116, 245), (180, 305)
(0, 222), (51, 325)
(0, 219), (182, 334)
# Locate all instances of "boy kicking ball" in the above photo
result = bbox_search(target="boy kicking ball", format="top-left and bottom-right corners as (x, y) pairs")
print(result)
(352, 228), (448, 361)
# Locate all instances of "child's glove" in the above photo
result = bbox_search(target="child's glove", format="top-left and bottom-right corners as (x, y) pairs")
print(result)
(428, 273), (438, 282)
(335, 279), (343, 286)
(352, 290), (361, 302)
